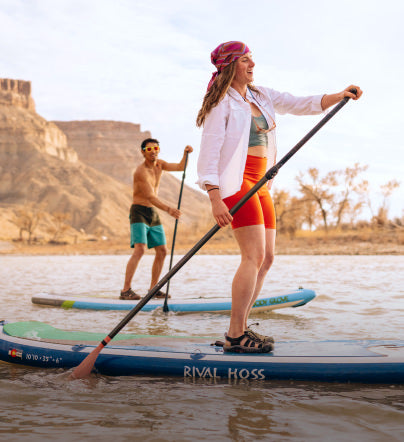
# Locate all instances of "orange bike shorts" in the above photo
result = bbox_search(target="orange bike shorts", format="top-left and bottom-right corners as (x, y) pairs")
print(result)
(223, 155), (276, 230)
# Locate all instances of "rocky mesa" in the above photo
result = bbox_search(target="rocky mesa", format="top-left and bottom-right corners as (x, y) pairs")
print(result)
(52, 120), (209, 226)
(0, 78), (210, 242)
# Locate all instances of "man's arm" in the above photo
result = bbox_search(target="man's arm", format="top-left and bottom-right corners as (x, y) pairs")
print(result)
(135, 170), (180, 219)
(162, 145), (193, 172)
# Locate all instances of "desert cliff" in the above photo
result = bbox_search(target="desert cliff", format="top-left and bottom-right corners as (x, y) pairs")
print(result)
(0, 78), (210, 242)
(0, 79), (78, 164)
(0, 78), (35, 111)
(52, 120), (209, 226)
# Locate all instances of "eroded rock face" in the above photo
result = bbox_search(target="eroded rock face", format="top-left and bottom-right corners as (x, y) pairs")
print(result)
(0, 79), (133, 236)
(0, 78), (210, 239)
(52, 120), (210, 226)
(0, 78), (35, 111)
(53, 120), (149, 183)
(0, 78), (78, 163)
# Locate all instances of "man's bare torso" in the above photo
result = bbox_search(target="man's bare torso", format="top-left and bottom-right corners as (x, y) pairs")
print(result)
(132, 159), (164, 206)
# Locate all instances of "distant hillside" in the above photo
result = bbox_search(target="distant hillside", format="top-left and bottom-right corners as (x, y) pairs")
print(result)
(0, 78), (210, 242)
(52, 120), (209, 226)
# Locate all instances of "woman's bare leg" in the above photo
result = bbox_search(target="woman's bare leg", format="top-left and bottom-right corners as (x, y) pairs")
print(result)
(227, 225), (265, 340)
(244, 228), (276, 327)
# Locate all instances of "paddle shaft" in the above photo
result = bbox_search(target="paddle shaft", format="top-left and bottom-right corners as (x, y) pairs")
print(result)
(163, 152), (189, 311)
(104, 92), (354, 343)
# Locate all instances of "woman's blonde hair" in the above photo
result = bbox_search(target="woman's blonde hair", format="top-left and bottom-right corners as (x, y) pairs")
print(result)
(196, 62), (260, 128)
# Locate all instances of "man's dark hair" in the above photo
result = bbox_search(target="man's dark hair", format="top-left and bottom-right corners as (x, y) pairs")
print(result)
(141, 138), (160, 151)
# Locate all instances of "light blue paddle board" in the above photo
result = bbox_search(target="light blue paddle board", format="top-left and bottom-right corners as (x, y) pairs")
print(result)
(31, 288), (315, 313)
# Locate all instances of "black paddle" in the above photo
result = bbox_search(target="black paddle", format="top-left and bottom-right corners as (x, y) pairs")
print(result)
(70, 89), (356, 379)
(163, 151), (189, 312)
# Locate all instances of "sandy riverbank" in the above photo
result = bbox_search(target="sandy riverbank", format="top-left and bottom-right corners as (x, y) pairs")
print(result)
(1, 229), (403, 256)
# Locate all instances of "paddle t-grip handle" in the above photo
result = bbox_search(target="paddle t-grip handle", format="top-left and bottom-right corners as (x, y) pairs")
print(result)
(349, 87), (357, 96)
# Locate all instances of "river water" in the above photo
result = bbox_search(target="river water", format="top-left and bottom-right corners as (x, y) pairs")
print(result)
(0, 254), (403, 441)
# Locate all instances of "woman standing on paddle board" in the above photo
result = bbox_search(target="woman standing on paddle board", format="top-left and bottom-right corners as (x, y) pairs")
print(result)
(196, 41), (362, 353)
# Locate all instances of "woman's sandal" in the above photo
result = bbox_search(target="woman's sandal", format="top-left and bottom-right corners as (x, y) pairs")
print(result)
(223, 331), (274, 353)
(246, 323), (275, 344)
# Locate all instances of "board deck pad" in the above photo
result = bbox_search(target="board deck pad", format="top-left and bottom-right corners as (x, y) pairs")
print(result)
(1, 321), (397, 357)
(3, 321), (212, 347)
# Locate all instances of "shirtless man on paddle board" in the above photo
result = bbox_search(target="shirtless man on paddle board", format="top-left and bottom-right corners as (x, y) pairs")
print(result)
(120, 138), (193, 300)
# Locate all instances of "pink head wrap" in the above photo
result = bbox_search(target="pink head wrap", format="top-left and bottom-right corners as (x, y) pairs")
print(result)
(207, 41), (250, 90)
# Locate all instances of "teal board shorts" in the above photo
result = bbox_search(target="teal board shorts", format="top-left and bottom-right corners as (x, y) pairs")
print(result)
(130, 204), (166, 249)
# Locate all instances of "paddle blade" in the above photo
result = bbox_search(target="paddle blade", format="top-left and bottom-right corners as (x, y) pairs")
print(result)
(69, 342), (104, 380)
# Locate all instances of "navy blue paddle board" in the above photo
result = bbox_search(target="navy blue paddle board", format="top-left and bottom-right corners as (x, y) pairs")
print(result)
(1, 321), (403, 383)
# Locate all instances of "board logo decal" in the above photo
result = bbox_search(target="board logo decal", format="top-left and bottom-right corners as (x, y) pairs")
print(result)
(253, 296), (289, 307)
(8, 348), (23, 359)
(184, 365), (266, 380)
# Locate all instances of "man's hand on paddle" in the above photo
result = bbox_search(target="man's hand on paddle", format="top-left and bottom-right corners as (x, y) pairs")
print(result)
(163, 145), (193, 172)
(167, 206), (181, 219)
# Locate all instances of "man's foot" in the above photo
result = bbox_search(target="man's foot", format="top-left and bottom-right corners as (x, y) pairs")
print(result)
(223, 331), (273, 353)
(154, 290), (171, 299)
(119, 288), (141, 300)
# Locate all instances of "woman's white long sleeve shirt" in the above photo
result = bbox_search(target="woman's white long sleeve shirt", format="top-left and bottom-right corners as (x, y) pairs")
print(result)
(196, 86), (324, 199)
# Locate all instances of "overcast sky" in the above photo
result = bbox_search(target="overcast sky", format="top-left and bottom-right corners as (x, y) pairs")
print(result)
(1, 0), (403, 218)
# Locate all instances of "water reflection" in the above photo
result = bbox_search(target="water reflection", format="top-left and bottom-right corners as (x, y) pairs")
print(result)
(1, 361), (404, 440)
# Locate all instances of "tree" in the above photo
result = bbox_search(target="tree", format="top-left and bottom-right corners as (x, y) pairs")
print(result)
(14, 204), (45, 244)
(272, 188), (291, 227)
(362, 179), (401, 227)
(380, 180), (400, 212)
(333, 163), (369, 228)
(273, 189), (300, 237)
(296, 168), (337, 231)
(47, 212), (72, 242)
(299, 197), (320, 231)
(372, 180), (401, 227)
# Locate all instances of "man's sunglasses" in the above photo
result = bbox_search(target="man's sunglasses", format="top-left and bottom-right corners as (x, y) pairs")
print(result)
(143, 146), (160, 152)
